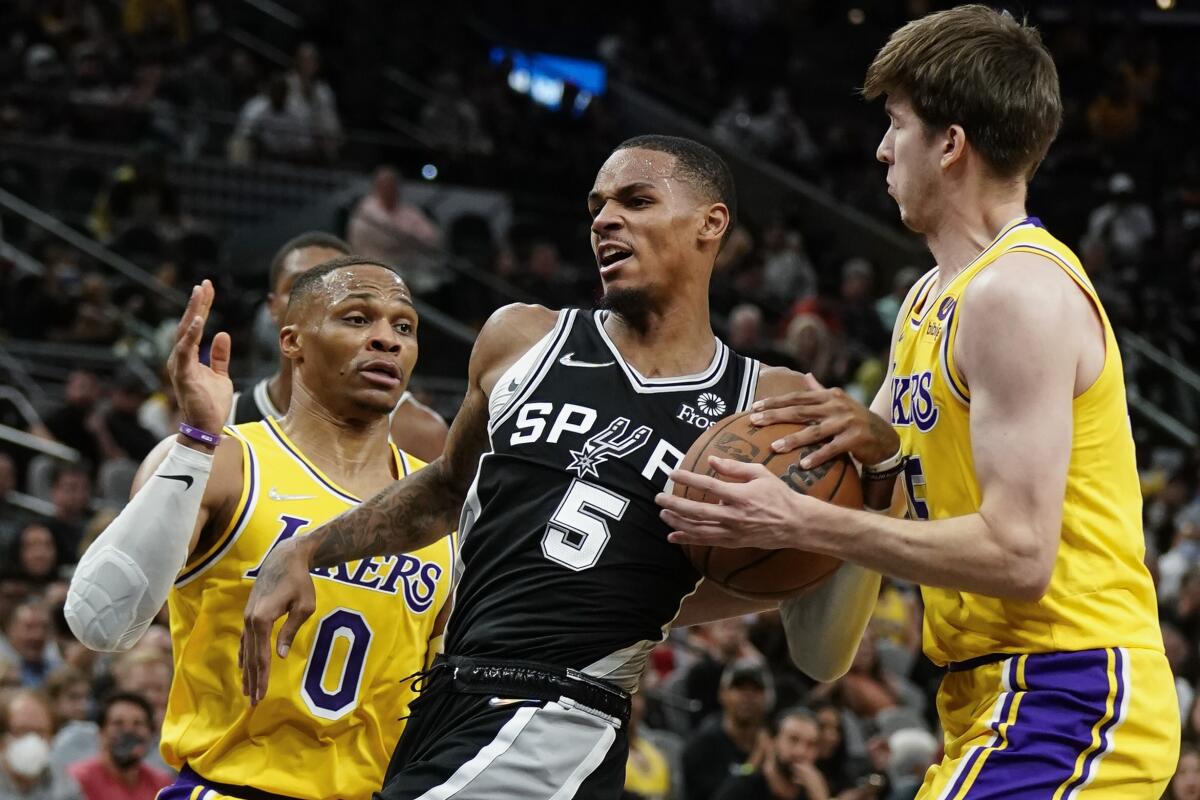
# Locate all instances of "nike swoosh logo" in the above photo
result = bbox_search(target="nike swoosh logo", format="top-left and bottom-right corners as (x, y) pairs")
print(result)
(559, 353), (615, 368)
(269, 488), (317, 502)
(158, 474), (193, 490)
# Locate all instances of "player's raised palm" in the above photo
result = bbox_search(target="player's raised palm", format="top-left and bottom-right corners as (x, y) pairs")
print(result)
(167, 279), (233, 434)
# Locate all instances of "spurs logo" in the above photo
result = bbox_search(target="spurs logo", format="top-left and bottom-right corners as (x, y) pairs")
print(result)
(567, 416), (653, 478)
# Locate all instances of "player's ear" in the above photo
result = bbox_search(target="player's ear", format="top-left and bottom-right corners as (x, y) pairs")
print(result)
(940, 124), (967, 170)
(698, 202), (730, 246)
(279, 323), (302, 360)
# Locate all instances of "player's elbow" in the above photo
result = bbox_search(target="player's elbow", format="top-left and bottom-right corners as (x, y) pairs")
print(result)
(999, 527), (1055, 602)
(63, 599), (136, 653)
(791, 648), (852, 683)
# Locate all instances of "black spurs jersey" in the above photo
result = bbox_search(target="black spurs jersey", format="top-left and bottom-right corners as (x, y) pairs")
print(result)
(445, 309), (760, 690)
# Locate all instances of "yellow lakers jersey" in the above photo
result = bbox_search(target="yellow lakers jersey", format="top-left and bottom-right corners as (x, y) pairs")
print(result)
(161, 417), (455, 800)
(890, 217), (1161, 665)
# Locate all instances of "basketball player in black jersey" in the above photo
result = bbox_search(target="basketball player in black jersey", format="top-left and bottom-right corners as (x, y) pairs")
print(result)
(230, 232), (449, 461)
(241, 136), (883, 799)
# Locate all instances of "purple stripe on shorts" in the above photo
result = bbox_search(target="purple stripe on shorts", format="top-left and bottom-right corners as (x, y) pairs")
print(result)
(943, 657), (1017, 799)
(959, 649), (1115, 799)
(1061, 648), (1125, 797)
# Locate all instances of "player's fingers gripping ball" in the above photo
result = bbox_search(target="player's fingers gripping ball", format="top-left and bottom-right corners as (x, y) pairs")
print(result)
(674, 410), (860, 600)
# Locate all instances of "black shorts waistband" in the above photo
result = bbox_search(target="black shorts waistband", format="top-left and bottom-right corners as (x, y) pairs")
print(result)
(179, 766), (302, 800)
(946, 652), (1018, 672)
(426, 654), (631, 723)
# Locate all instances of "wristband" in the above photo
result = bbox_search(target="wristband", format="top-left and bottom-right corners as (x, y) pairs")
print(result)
(179, 422), (221, 447)
(862, 448), (905, 479)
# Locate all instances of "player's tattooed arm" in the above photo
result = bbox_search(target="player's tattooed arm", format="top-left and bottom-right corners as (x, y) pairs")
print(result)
(308, 388), (490, 566)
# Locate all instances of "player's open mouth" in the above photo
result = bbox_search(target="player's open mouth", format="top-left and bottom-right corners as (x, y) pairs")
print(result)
(597, 242), (633, 277)
(359, 360), (401, 388)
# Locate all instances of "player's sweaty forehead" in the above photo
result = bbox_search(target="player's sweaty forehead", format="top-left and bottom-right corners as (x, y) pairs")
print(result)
(322, 264), (412, 306)
(589, 148), (679, 200)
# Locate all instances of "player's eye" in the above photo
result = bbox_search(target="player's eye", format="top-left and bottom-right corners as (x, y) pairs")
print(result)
(344, 314), (368, 325)
(629, 197), (652, 208)
(394, 321), (414, 335)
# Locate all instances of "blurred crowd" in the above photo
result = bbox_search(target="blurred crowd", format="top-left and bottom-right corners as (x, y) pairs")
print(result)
(3, 2), (1200, 800)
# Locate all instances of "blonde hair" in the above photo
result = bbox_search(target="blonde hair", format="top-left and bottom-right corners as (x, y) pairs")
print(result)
(864, 4), (1062, 179)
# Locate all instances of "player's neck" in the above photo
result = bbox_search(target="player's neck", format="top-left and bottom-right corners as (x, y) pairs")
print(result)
(601, 296), (715, 379)
(281, 387), (396, 486)
(927, 186), (1027, 290)
(266, 365), (293, 415)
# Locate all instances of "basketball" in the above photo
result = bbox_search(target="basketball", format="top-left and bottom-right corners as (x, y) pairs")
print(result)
(674, 411), (861, 600)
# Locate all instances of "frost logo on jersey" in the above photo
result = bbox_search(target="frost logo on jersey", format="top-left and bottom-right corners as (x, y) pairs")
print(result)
(676, 392), (727, 429)
(567, 416), (652, 478)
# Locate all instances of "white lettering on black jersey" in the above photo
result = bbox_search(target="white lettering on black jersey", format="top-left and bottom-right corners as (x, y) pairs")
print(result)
(445, 309), (760, 690)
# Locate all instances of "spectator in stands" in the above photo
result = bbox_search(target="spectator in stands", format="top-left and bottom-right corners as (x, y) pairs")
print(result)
(230, 74), (312, 164)
(68, 692), (170, 800)
(0, 689), (81, 799)
(88, 143), (181, 245)
(684, 618), (763, 724)
(513, 239), (589, 310)
(65, 274), (120, 346)
(727, 303), (775, 363)
(0, 453), (35, 541)
(624, 683), (672, 800)
(834, 258), (888, 356)
(0, 598), (61, 688)
(874, 267), (922, 331)
(1083, 173), (1156, 268)
(46, 667), (96, 773)
(11, 523), (59, 585)
(45, 464), (92, 561)
(122, 0), (189, 50)
(714, 706), (829, 800)
(808, 702), (867, 795)
(816, 635), (922, 724)
(111, 651), (170, 732)
(1170, 744), (1200, 800)
(682, 659), (772, 800)
(884, 727), (937, 800)
(39, 371), (103, 468)
(760, 223), (817, 309)
(781, 314), (843, 388)
(45, 667), (91, 735)
(286, 43), (341, 162)
(97, 369), (157, 464)
(1162, 623), (1194, 722)
(346, 167), (443, 291)
(419, 70), (491, 156)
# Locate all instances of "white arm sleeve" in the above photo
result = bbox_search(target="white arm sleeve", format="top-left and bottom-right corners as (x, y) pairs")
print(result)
(779, 563), (881, 682)
(65, 442), (213, 652)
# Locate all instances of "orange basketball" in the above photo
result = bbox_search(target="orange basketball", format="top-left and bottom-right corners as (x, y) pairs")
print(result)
(673, 410), (860, 600)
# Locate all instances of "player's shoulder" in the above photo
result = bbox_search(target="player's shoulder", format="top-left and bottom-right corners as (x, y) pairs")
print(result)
(965, 249), (1086, 323)
(471, 303), (561, 377)
(754, 364), (812, 400)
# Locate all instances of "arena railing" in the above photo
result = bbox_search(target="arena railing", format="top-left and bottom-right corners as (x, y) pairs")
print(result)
(1121, 329), (1200, 448)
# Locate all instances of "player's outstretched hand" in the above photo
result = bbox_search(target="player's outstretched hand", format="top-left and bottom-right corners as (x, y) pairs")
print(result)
(240, 537), (317, 704)
(167, 280), (233, 436)
(656, 457), (815, 551)
(749, 373), (897, 470)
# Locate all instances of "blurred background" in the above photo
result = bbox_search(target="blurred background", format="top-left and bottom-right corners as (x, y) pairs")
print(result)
(1, 1), (1200, 799)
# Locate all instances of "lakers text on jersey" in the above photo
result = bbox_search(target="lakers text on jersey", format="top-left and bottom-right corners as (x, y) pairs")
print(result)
(161, 417), (455, 800)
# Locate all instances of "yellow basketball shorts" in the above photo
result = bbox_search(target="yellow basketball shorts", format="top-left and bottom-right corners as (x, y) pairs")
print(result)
(917, 647), (1179, 799)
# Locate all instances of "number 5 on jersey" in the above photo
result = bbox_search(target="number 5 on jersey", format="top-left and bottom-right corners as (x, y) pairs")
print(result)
(542, 479), (630, 571)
